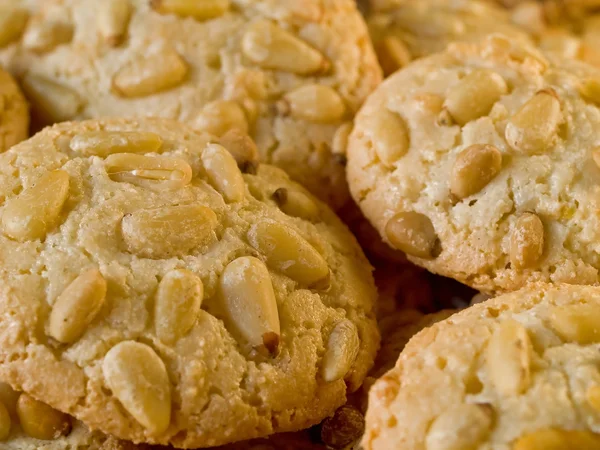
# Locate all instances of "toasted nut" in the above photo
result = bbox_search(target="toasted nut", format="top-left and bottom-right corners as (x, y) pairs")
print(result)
(0, 6), (28, 48)
(121, 204), (218, 259)
(321, 405), (365, 449)
(0, 401), (9, 441)
(426, 404), (493, 450)
(21, 74), (84, 123)
(201, 143), (246, 202)
(587, 385), (600, 411)
(278, 84), (345, 123)
(510, 212), (544, 269)
(332, 122), (353, 156)
(16, 394), (71, 440)
(22, 19), (73, 53)
(112, 49), (188, 98)
(98, 0), (131, 46)
(155, 270), (203, 345)
(580, 78), (600, 105)
(385, 211), (438, 259)
(444, 69), (508, 126)
(151, 0), (230, 20)
(70, 131), (163, 156)
(272, 187), (320, 221)
(513, 428), (600, 450)
(363, 109), (409, 167)
(548, 304), (600, 344)
(220, 256), (280, 353)
(218, 129), (259, 173)
(321, 319), (360, 383)
(48, 269), (107, 344)
(242, 20), (329, 74)
(2, 170), (70, 242)
(105, 153), (192, 190)
(248, 220), (329, 286)
(194, 100), (248, 137)
(505, 89), (562, 154)
(451, 144), (502, 199)
(539, 30), (581, 60)
(0, 383), (19, 419)
(376, 36), (412, 77)
(487, 320), (532, 395)
(103, 341), (171, 433)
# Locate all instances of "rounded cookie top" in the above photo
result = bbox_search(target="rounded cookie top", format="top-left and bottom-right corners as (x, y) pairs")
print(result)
(363, 283), (600, 450)
(348, 34), (600, 293)
(0, 0), (381, 210)
(365, 0), (529, 76)
(0, 66), (28, 152)
(0, 118), (378, 447)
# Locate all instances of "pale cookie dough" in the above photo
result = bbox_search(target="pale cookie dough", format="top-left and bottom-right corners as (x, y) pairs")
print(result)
(0, 0), (382, 209)
(348, 34), (600, 293)
(0, 66), (28, 152)
(363, 283), (600, 450)
(0, 118), (378, 447)
(365, 0), (529, 76)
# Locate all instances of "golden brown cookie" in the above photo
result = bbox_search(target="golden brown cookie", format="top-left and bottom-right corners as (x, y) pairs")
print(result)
(0, 118), (378, 447)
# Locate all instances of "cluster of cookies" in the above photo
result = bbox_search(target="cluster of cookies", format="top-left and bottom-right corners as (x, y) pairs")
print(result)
(2, 0), (600, 449)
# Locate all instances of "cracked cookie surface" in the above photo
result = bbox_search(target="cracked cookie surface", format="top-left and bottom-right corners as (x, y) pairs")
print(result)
(348, 34), (600, 293)
(363, 283), (600, 450)
(0, 0), (381, 210)
(0, 117), (378, 448)
(0, 66), (28, 152)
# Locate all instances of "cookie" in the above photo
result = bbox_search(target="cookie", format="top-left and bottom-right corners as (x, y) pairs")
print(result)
(365, 0), (529, 76)
(363, 283), (600, 449)
(348, 34), (600, 293)
(0, 0), (381, 210)
(0, 117), (379, 447)
(0, 66), (28, 152)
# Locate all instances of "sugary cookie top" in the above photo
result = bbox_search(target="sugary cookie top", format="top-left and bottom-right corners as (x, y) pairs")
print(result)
(0, 0), (382, 209)
(348, 34), (600, 293)
(0, 118), (378, 448)
(365, 0), (529, 76)
(0, 66), (28, 152)
(363, 283), (600, 450)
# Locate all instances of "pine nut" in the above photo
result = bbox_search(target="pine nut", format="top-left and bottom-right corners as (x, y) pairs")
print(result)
(70, 131), (163, 156)
(98, 0), (131, 46)
(22, 74), (84, 123)
(194, 100), (248, 137)
(201, 143), (245, 202)
(247, 220), (329, 286)
(332, 122), (353, 156)
(0, 6), (28, 48)
(278, 84), (345, 123)
(48, 269), (107, 344)
(242, 20), (329, 75)
(2, 170), (70, 242)
(385, 211), (438, 259)
(22, 19), (73, 54)
(105, 153), (192, 190)
(444, 69), (508, 126)
(505, 89), (562, 155)
(363, 109), (409, 167)
(220, 256), (280, 353)
(218, 129), (259, 173)
(16, 394), (71, 440)
(486, 320), (532, 395)
(321, 319), (360, 383)
(120, 204), (218, 259)
(112, 49), (188, 98)
(510, 212), (544, 269)
(272, 187), (320, 221)
(580, 78), (600, 105)
(426, 404), (493, 450)
(155, 270), (203, 345)
(513, 428), (600, 450)
(548, 304), (600, 344)
(151, 0), (230, 20)
(103, 341), (171, 434)
(376, 36), (412, 77)
(450, 144), (502, 199)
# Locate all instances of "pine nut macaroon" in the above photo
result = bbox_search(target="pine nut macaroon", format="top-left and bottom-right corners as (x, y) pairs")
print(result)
(0, 66), (28, 152)
(348, 33), (600, 293)
(0, 117), (378, 447)
(0, 382), (145, 449)
(0, 0), (381, 210)
(363, 283), (600, 450)
(365, 0), (529, 76)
